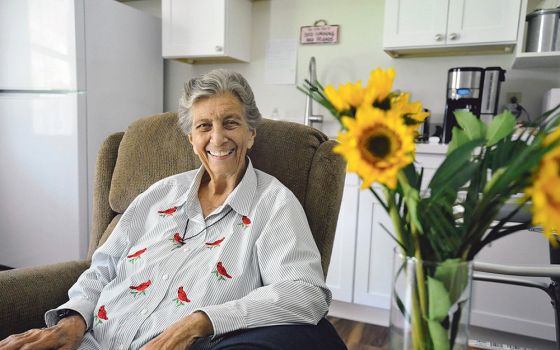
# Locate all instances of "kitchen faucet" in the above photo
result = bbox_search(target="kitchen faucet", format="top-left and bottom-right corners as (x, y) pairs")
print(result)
(304, 57), (323, 128)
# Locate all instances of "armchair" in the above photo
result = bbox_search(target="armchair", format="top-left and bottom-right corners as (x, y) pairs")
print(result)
(0, 113), (346, 339)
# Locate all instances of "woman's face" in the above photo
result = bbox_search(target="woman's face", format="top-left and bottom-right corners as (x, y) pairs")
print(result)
(188, 93), (255, 182)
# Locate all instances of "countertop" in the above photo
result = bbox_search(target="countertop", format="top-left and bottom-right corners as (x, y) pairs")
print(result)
(415, 142), (448, 154)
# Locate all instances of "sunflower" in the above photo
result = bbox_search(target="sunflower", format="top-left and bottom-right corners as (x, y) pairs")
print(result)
(528, 128), (560, 244)
(363, 67), (396, 108)
(324, 81), (364, 113)
(334, 104), (415, 189)
(391, 92), (430, 127)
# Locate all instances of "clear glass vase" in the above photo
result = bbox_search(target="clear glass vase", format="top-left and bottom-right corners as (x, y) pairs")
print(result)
(389, 249), (473, 350)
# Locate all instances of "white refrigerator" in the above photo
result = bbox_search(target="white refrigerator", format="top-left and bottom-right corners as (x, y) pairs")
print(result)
(0, 0), (163, 268)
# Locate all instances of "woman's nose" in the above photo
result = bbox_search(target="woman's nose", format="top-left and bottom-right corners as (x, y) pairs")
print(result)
(210, 126), (227, 144)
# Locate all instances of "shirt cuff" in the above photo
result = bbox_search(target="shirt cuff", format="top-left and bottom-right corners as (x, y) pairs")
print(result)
(45, 299), (96, 330)
(195, 303), (247, 337)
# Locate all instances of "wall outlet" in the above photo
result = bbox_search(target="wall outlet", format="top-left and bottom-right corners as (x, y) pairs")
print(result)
(506, 92), (522, 104)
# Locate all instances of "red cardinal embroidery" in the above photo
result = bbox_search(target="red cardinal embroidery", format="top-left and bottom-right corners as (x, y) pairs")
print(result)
(239, 215), (251, 228)
(212, 262), (232, 280)
(169, 232), (185, 248)
(158, 207), (177, 217)
(127, 248), (147, 262)
(130, 280), (151, 297)
(173, 286), (191, 307)
(94, 305), (108, 325)
(205, 237), (225, 249)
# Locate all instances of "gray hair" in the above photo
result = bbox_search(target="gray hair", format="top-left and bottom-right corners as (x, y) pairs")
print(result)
(177, 69), (262, 134)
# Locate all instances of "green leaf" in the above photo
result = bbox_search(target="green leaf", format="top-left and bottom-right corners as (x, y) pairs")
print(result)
(486, 111), (516, 146)
(455, 110), (486, 140)
(434, 259), (469, 304)
(429, 139), (484, 193)
(428, 320), (451, 350)
(428, 276), (451, 322)
(447, 128), (470, 155)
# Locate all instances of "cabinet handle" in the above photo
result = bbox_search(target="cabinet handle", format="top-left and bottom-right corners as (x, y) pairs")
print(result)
(434, 33), (443, 41)
(215, 45), (223, 52)
(449, 32), (459, 40)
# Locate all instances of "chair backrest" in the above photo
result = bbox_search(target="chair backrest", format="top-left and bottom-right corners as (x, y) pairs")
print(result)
(89, 113), (346, 275)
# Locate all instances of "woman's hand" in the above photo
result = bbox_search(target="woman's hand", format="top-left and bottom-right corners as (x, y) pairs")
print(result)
(141, 312), (213, 350)
(0, 315), (86, 350)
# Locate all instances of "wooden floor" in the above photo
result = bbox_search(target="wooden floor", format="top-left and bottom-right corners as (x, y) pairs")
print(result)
(327, 316), (389, 350)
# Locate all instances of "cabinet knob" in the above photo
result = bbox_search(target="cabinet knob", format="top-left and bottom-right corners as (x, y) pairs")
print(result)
(434, 33), (443, 41)
(215, 45), (223, 52)
(449, 32), (459, 40)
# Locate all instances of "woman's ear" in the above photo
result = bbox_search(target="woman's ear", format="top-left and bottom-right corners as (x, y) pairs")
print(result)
(188, 133), (198, 155)
(248, 129), (256, 149)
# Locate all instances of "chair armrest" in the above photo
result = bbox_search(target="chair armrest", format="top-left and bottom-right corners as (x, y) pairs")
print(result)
(0, 260), (89, 339)
(474, 261), (560, 278)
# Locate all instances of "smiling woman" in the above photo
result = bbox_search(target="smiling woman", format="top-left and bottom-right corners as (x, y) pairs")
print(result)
(0, 69), (347, 350)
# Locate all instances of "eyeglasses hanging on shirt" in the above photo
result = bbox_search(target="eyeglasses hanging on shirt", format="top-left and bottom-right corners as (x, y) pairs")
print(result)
(178, 207), (235, 245)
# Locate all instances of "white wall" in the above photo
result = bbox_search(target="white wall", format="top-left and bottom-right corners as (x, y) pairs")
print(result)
(154, 0), (560, 138)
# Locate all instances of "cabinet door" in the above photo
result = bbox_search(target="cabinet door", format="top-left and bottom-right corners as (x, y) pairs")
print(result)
(447, 0), (521, 45)
(162, 0), (225, 58)
(353, 187), (397, 309)
(326, 175), (360, 303)
(383, 0), (449, 48)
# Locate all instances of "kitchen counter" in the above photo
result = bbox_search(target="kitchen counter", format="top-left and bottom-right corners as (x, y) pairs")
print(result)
(415, 142), (448, 154)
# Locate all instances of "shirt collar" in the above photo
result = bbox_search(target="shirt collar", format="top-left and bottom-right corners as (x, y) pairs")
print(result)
(177, 158), (257, 219)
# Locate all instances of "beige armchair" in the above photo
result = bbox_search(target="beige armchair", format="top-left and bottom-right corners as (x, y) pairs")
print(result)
(0, 113), (346, 339)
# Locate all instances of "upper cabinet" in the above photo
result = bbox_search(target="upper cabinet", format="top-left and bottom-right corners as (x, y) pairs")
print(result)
(513, 0), (560, 69)
(383, 0), (522, 57)
(162, 0), (252, 62)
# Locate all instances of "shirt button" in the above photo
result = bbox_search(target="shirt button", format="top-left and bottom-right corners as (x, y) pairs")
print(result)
(162, 274), (169, 280)
(182, 247), (189, 252)
(141, 309), (147, 315)
(118, 345), (124, 350)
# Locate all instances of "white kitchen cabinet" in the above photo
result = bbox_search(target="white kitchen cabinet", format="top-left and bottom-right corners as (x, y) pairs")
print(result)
(351, 147), (446, 309)
(162, 0), (251, 62)
(512, 0), (560, 69)
(326, 174), (359, 303)
(383, 0), (522, 57)
(353, 185), (397, 309)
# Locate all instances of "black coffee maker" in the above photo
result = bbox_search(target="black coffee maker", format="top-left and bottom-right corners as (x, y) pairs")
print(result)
(442, 67), (506, 143)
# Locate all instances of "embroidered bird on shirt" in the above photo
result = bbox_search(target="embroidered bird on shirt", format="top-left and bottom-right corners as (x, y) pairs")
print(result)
(174, 286), (191, 306)
(127, 248), (147, 262)
(205, 237), (225, 249)
(94, 305), (108, 325)
(170, 232), (185, 248)
(158, 207), (177, 217)
(239, 215), (251, 228)
(129, 280), (151, 297)
(212, 262), (232, 280)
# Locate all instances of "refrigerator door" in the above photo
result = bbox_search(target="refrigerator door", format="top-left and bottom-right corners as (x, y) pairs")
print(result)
(0, 0), (79, 90)
(0, 92), (85, 268)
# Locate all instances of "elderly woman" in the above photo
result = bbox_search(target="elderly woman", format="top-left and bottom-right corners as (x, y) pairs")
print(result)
(0, 69), (346, 350)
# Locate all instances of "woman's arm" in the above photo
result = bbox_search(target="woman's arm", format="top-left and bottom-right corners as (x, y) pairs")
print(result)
(196, 190), (331, 336)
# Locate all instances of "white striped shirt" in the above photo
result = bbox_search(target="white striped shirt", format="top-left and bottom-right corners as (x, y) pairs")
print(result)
(45, 159), (331, 350)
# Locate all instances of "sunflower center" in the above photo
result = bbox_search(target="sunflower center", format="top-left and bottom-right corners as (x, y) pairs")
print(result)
(367, 134), (391, 159)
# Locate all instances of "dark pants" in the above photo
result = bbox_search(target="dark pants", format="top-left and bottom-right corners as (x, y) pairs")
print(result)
(194, 318), (347, 350)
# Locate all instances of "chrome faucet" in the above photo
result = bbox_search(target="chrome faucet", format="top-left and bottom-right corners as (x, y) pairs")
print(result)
(304, 57), (323, 127)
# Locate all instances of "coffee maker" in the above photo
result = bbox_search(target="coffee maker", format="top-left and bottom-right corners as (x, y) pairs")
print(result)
(442, 67), (506, 143)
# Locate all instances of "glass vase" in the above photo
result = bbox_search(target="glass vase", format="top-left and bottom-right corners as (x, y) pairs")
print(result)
(388, 249), (473, 350)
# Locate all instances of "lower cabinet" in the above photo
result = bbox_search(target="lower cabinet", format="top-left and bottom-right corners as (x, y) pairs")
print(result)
(326, 148), (556, 341)
(325, 174), (359, 302)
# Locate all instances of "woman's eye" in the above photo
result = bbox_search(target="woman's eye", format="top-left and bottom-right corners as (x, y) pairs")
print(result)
(224, 120), (239, 129)
(197, 123), (211, 130)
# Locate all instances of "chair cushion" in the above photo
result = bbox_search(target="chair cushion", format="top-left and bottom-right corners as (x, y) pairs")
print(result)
(109, 113), (328, 214)
(109, 112), (200, 213)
